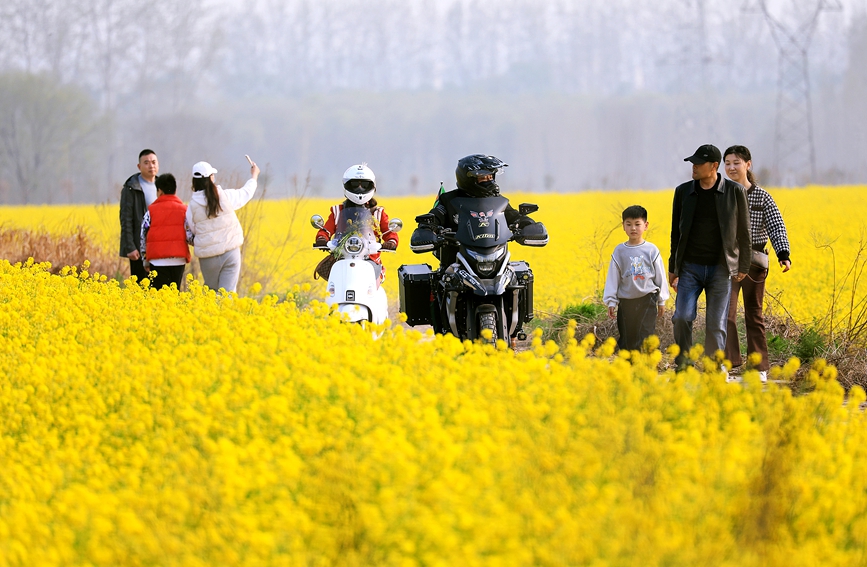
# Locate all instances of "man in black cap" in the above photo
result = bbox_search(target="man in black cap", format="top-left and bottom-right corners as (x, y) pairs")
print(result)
(669, 144), (751, 375)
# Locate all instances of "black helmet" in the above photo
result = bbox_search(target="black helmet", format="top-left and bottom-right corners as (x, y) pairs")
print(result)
(455, 154), (508, 197)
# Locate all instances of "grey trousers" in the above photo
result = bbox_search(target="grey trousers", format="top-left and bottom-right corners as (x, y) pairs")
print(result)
(199, 247), (242, 292)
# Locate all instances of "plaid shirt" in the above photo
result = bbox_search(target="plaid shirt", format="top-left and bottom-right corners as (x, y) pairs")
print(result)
(747, 185), (790, 262)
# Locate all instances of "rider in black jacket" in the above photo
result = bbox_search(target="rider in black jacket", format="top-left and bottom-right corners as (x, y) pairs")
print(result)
(412, 154), (538, 268)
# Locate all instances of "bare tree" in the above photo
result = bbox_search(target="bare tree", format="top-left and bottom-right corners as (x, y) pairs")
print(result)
(0, 72), (105, 204)
(0, 0), (90, 80)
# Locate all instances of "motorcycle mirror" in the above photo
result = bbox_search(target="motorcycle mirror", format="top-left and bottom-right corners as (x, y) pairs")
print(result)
(388, 218), (403, 233)
(310, 214), (325, 229)
(415, 213), (435, 224)
(518, 203), (539, 215)
(520, 222), (549, 246)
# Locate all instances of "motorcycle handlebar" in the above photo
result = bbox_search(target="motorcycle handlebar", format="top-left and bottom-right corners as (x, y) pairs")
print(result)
(418, 226), (527, 246)
(314, 244), (396, 252)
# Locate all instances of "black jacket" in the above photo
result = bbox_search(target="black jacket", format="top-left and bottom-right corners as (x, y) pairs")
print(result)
(427, 187), (531, 267)
(119, 173), (147, 257)
(669, 174), (752, 277)
(429, 187), (529, 231)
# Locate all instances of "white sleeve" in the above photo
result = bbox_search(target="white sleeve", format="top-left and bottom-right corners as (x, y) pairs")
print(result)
(140, 211), (151, 258)
(602, 256), (620, 307)
(653, 250), (670, 304)
(185, 205), (195, 235)
(220, 178), (258, 211)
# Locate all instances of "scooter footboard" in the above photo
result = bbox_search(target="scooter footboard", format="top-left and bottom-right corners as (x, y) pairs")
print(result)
(337, 303), (372, 323)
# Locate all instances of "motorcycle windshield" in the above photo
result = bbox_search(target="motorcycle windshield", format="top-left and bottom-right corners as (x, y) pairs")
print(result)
(335, 206), (378, 244)
(452, 196), (513, 248)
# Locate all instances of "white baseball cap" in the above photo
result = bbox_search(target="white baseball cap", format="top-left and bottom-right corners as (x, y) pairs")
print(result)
(192, 161), (218, 178)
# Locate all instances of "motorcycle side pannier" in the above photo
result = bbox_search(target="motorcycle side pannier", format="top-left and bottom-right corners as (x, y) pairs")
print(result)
(398, 264), (433, 326)
(510, 260), (534, 323)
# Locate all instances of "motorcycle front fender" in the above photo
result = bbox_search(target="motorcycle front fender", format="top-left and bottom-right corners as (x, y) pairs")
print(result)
(470, 269), (513, 297)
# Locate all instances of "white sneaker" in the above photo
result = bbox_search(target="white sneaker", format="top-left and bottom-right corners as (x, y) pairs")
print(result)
(722, 364), (735, 383)
(758, 371), (768, 383)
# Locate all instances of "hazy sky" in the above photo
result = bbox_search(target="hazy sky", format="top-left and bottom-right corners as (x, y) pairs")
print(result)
(0, 0), (865, 202)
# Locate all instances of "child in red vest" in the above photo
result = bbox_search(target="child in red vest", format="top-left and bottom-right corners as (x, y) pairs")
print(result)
(140, 173), (191, 289)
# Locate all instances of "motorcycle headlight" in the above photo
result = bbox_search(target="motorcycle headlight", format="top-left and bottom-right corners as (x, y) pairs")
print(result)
(345, 236), (364, 254)
(466, 247), (505, 276)
(477, 261), (496, 275)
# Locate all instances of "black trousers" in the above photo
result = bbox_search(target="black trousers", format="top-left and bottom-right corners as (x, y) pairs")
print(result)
(129, 258), (148, 282)
(616, 292), (659, 351)
(150, 265), (186, 290)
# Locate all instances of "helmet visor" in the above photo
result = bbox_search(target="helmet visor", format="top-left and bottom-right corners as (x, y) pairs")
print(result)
(466, 169), (495, 180)
(344, 179), (375, 194)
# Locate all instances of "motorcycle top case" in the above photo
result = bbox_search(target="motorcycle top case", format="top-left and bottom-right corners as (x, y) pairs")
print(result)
(398, 264), (433, 326)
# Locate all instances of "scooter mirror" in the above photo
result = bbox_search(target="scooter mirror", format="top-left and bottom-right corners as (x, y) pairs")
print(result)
(310, 215), (325, 229)
(388, 218), (403, 233)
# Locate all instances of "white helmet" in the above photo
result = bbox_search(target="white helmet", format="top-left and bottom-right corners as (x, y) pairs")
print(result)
(342, 163), (376, 205)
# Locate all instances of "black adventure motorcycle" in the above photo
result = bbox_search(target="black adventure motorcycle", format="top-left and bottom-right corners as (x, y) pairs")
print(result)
(399, 196), (547, 343)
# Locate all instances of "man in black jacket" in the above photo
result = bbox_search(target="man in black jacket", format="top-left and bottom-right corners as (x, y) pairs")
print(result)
(669, 144), (751, 373)
(119, 149), (159, 281)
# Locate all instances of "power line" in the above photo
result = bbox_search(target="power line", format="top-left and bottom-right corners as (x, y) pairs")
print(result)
(743, 0), (843, 184)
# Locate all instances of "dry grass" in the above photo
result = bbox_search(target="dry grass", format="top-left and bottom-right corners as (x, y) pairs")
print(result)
(540, 301), (867, 391)
(0, 226), (125, 279)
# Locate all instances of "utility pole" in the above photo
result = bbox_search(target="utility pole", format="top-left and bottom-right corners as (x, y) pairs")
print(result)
(743, 0), (842, 185)
(663, 0), (712, 92)
(652, 0), (715, 151)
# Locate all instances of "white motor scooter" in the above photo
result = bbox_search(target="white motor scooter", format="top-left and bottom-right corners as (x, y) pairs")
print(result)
(311, 208), (402, 324)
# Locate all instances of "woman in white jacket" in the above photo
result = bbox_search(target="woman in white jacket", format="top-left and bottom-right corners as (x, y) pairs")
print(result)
(186, 159), (260, 292)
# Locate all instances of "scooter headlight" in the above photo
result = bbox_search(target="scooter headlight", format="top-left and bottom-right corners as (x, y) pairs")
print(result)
(345, 236), (364, 254)
(466, 247), (505, 276)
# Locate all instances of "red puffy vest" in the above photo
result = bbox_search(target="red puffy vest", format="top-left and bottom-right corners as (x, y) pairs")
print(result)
(147, 195), (191, 262)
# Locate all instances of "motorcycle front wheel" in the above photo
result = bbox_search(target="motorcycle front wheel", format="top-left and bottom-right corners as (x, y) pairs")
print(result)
(478, 311), (498, 344)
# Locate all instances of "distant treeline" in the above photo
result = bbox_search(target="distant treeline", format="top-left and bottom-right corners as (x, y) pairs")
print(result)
(0, 0), (864, 203)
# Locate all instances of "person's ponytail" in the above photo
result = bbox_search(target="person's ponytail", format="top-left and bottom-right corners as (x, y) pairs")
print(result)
(192, 176), (223, 218)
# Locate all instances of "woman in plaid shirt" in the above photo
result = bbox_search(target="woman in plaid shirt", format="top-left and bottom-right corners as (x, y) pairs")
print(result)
(723, 145), (791, 382)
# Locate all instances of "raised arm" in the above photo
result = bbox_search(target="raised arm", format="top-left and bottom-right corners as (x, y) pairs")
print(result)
(221, 162), (261, 210)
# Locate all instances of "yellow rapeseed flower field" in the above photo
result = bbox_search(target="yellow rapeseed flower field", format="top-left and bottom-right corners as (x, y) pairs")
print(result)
(1, 187), (866, 565)
(0, 185), (864, 322)
(0, 259), (866, 566)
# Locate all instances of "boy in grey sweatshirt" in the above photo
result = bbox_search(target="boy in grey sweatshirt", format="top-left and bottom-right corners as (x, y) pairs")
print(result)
(603, 205), (670, 351)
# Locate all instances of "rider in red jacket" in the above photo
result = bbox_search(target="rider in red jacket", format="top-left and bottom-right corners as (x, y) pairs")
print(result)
(315, 164), (399, 281)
